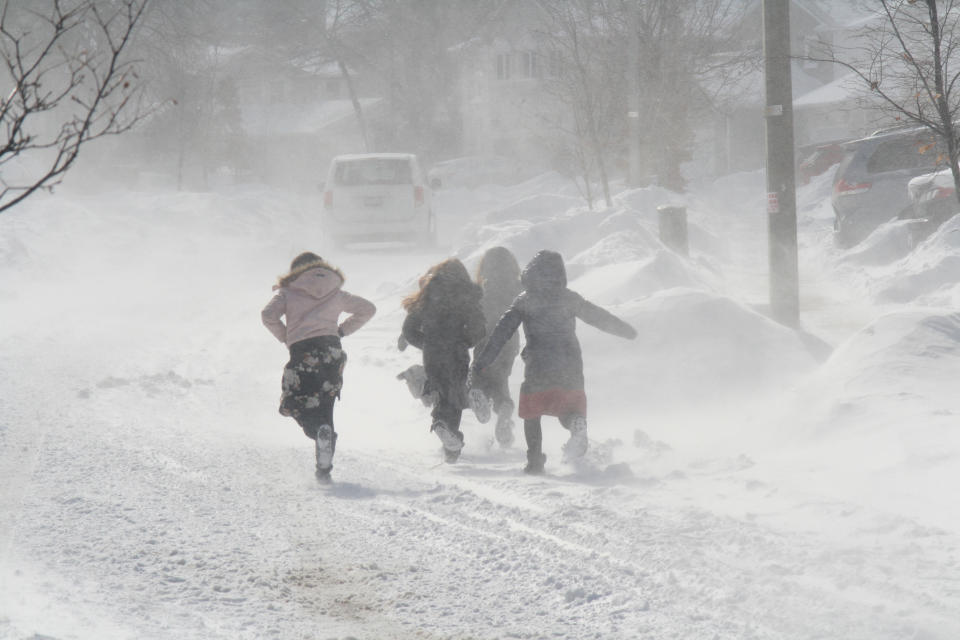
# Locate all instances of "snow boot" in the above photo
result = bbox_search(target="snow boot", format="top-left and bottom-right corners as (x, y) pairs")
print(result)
(432, 419), (464, 463)
(494, 411), (515, 448)
(468, 388), (492, 424)
(315, 467), (332, 484)
(561, 416), (588, 461)
(315, 424), (336, 474)
(524, 451), (546, 475)
(397, 364), (429, 405)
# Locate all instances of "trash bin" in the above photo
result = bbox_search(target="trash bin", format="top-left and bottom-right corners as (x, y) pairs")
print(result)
(657, 205), (688, 256)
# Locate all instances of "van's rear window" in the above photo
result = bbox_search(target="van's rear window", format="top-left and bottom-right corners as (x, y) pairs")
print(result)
(335, 159), (412, 185)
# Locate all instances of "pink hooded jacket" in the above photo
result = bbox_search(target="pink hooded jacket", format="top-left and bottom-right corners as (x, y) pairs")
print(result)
(261, 262), (376, 348)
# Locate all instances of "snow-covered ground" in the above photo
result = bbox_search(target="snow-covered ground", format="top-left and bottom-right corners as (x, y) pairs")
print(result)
(1, 165), (959, 639)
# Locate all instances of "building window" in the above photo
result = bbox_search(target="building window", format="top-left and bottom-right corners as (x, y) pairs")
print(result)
(519, 51), (540, 78)
(496, 53), (512, 80)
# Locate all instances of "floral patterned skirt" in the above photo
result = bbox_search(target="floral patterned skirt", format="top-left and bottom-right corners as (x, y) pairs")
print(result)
(279, 336), (346, 419)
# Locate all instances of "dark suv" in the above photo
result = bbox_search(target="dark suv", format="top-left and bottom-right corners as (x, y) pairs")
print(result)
(831, 127), (943, 246)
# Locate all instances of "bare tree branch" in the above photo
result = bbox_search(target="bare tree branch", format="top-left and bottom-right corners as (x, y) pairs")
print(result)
(803, 0), (960, 207)
(0, 0), (150, 214)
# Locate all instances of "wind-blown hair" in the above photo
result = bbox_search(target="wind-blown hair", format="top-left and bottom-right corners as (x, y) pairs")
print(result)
(403, 258), (474, 311)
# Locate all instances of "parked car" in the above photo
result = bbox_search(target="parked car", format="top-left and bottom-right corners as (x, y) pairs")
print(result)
(427, 155), (534, 189)
(831, 126), (943, 247)
(797, 140), (845, 185)
(906, 166), (960, 239)
(321, 153), (437, 247)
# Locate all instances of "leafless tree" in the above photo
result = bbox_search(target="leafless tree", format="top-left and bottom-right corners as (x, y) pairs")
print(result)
(634, 0), (748, 192)
(535, 0), (626, 208)
(320, 0), (500, 159)
(532, 0), (747, 202)
(811, 0), (960, 208)
(0, 0), (150, 213)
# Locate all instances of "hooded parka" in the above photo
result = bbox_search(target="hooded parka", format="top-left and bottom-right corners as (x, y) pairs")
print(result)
(473, 250), (636, 419)
(261, 256), (376, 440)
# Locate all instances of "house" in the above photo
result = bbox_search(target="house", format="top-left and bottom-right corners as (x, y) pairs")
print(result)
(453, 2), (566, 171)
(708, 1), (878, 175)
(216, 48), (380, 188)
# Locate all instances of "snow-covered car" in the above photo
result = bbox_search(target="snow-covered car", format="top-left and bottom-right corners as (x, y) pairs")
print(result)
(797, 140), (845, 185)
(321, 153), (437, 247)
(831, 127), (942, 247)
(427, 155), (533, 189)
(906, 166), (960, 238)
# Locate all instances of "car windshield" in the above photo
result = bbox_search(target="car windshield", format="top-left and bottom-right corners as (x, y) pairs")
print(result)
(335, 158), (412, 185)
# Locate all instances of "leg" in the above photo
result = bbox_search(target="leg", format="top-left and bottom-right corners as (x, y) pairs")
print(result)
(296, 412), (321, 440)
(431, 394), (464, 461)
(491, 375), (515, 447)
(314, 395), (338, 477)
(559, 412), (588, 460)
(523, 418), (546, 474)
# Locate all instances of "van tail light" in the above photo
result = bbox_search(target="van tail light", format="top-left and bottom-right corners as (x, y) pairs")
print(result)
(932, 186), (956, 201)
(324, 190), (333, 208)
(834, 178), (872, 196)
(414, 186), (424, 206)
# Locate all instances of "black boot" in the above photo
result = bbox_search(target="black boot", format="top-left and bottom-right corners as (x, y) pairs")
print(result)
(524, 451), (546, 475)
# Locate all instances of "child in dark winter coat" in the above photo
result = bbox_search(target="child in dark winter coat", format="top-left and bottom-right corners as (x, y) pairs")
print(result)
(262, 252), (376, 482)
(471, 246), (523, 447)
(401, 258), (486, 462)
(471, 250), (637, 474)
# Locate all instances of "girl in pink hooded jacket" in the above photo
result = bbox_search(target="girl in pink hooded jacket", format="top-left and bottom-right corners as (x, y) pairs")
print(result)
(262, 252), (376, 482)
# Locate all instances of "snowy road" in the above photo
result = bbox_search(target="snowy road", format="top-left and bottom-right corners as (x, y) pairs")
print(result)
(2, 183), (959, 639)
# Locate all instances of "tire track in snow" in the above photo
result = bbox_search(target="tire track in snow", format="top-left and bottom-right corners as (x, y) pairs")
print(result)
(345, 448), (960, 639)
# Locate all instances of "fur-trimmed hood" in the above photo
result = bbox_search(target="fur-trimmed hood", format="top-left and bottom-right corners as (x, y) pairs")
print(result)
(274, 258), (345, 304)
(277, 257), (345, 289)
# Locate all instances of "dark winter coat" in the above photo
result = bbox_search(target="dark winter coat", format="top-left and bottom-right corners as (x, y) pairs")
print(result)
(473, 250), (637, 395)
(401, 277), (486, 413)
(474, 259), (522, 385)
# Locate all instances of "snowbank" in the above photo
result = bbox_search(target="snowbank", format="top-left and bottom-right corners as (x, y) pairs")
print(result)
(4, 166), (960, 639)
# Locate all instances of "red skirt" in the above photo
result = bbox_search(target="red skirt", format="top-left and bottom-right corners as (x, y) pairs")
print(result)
(518, 389), (587, 420)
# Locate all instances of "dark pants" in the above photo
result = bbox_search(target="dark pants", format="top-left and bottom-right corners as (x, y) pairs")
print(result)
(280, 335), (346, 441)
(424, 346), (469, 434)
(296, 397), (336, 440)
(523, 413), (582, 454)
(432, 398), (463, 432)
(473, 363), (513, 415)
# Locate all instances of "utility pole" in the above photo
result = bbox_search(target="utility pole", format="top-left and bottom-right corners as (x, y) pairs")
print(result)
(763, 0), (799, 327)
(628, 1), (641, 187)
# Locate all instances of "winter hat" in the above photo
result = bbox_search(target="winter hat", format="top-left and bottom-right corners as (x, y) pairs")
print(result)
(278, 251), (344, 288)
(521, 250), (567, 293)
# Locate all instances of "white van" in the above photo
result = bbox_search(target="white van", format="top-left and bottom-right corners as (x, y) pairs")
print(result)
(321, 153), (438, 247)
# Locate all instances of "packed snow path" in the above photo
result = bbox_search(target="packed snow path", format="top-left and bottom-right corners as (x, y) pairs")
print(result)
(2, 184), (958, 639)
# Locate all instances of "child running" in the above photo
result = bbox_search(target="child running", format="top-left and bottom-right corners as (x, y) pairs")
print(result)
(471, 250), (637, 474)
(471, 246), (523, 447)
(401, 258), (486, 462)
(262, 251), (376, 482)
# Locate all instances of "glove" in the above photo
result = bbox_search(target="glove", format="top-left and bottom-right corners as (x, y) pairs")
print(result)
(337, 326), (345, 338)
(397, 334), (408, 351)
